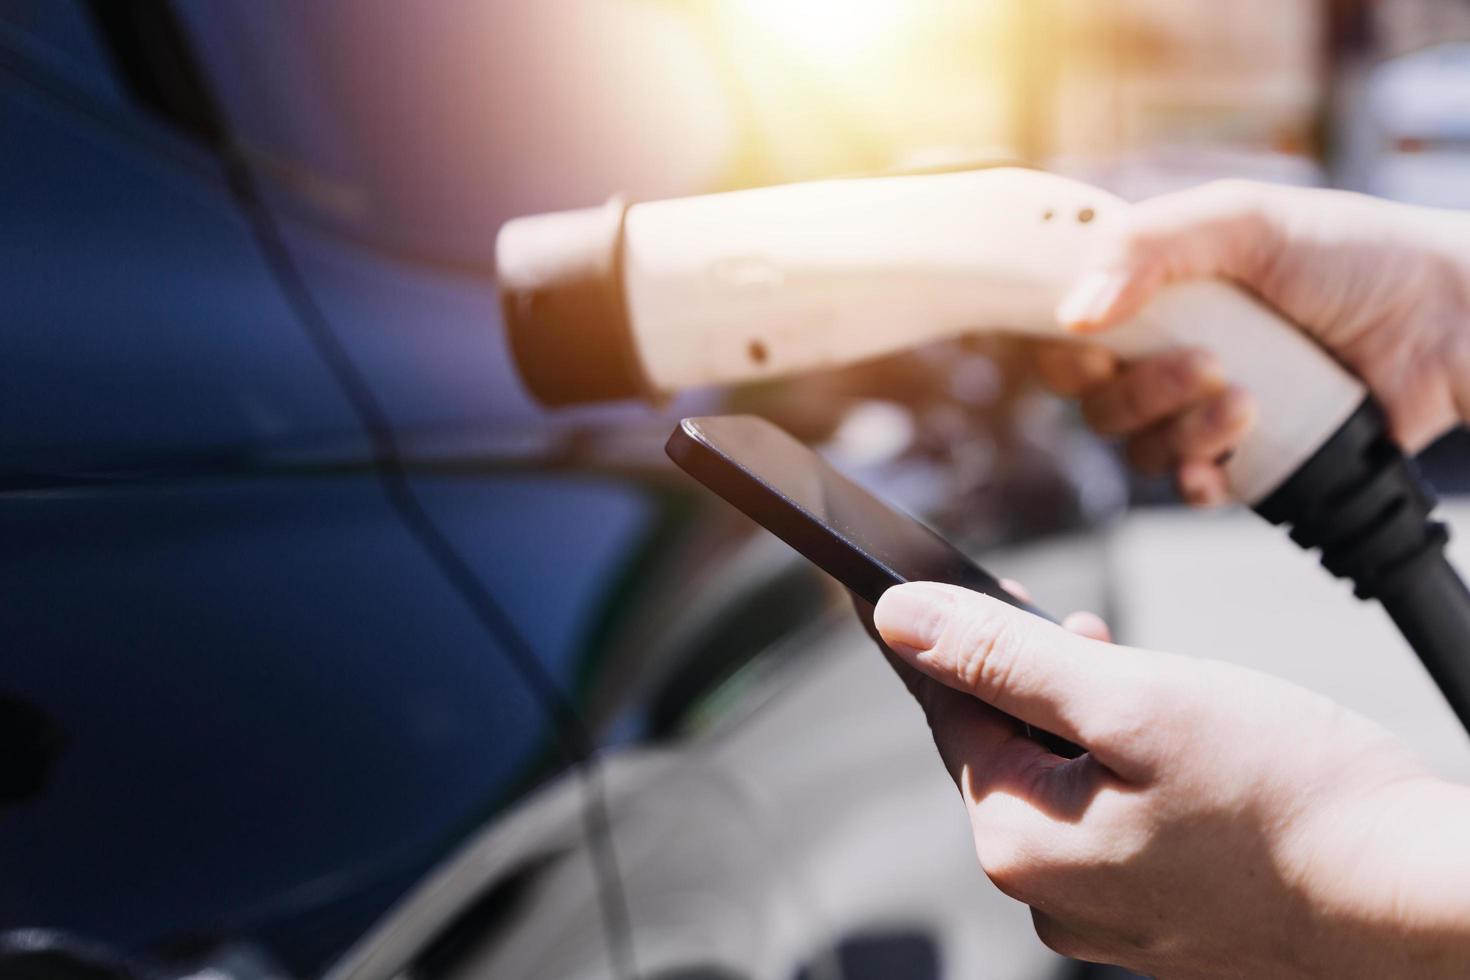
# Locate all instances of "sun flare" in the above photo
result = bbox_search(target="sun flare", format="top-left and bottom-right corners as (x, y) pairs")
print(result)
(736, 0), (911, 66)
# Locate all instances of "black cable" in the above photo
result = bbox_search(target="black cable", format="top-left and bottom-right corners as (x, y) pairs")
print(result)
(1380, 555), (1470, 729)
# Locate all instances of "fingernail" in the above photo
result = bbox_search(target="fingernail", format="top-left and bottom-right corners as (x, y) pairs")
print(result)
(1061, 610), (1111, 643)
(1179, 466), (1224, 507)
(874, 582), (954, 651)
(1214, 387), (1255, 428)
(1076, 344), (1118, 381)
(1179, 470), (1208, 505)
(999, 577), (1033, 604)
(1057, 271), (1127, 332)
(1188, 350), (1226, 390)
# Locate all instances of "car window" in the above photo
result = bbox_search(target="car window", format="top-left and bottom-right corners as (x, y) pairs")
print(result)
(175, 1), (729, 267)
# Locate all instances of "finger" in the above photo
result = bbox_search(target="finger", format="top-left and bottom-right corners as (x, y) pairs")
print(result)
(999, 578), (1034, 604)
(1032, 340), (1118, 397)
(1056, 267), (1161, 337)
(1167, 386), (1255, 460)
(873, 581), (1162, 778)
(876, 590), (1103, 766)
(923, 675), (1042, 792)
(1061, 611), (1111, 643)
(1057, 180), (1278, 334)
(1122, 428), (1173, 477)
(1124, 386), (1255, 475)
(1080, 349), (1224, 436)
(855, 593), (1026, 782)
(1176, 459), (1230, 508)
(913, 664), (1087, 812)
(1031, 909), (1105, 964)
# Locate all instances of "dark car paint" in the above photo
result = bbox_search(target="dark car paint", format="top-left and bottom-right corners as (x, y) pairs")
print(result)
(0, 4), (857, 974)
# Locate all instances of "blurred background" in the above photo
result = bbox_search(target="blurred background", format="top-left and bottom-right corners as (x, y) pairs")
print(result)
(3, 2), (1470, 980)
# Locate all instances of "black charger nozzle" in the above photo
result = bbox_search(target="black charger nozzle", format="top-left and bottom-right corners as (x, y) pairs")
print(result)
(1256, 399), (1470, 734)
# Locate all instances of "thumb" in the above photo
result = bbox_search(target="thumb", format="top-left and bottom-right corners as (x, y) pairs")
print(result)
(874, 581), (1162, 778)
(1056, 180), (1279, 334)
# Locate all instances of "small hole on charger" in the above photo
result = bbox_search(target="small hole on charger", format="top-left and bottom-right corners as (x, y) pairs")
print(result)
(748, 340), (769, 365)
(1078, 207), (1096, 223)
(1042, 209), (1055, 222)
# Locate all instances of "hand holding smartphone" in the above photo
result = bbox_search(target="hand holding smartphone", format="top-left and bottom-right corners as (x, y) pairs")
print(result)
(666, 415), (1083, 758)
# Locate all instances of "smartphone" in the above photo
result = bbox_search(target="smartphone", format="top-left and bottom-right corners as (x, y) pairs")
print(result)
(666, 414), (1050, 616)
(667, 415), (1083, 758)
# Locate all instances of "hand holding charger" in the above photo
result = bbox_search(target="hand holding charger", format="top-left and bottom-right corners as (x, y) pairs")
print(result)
(500, 165), (1470, 734)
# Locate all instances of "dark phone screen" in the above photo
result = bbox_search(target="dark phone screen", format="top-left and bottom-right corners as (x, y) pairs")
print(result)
(667, 415), (1045, 617)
